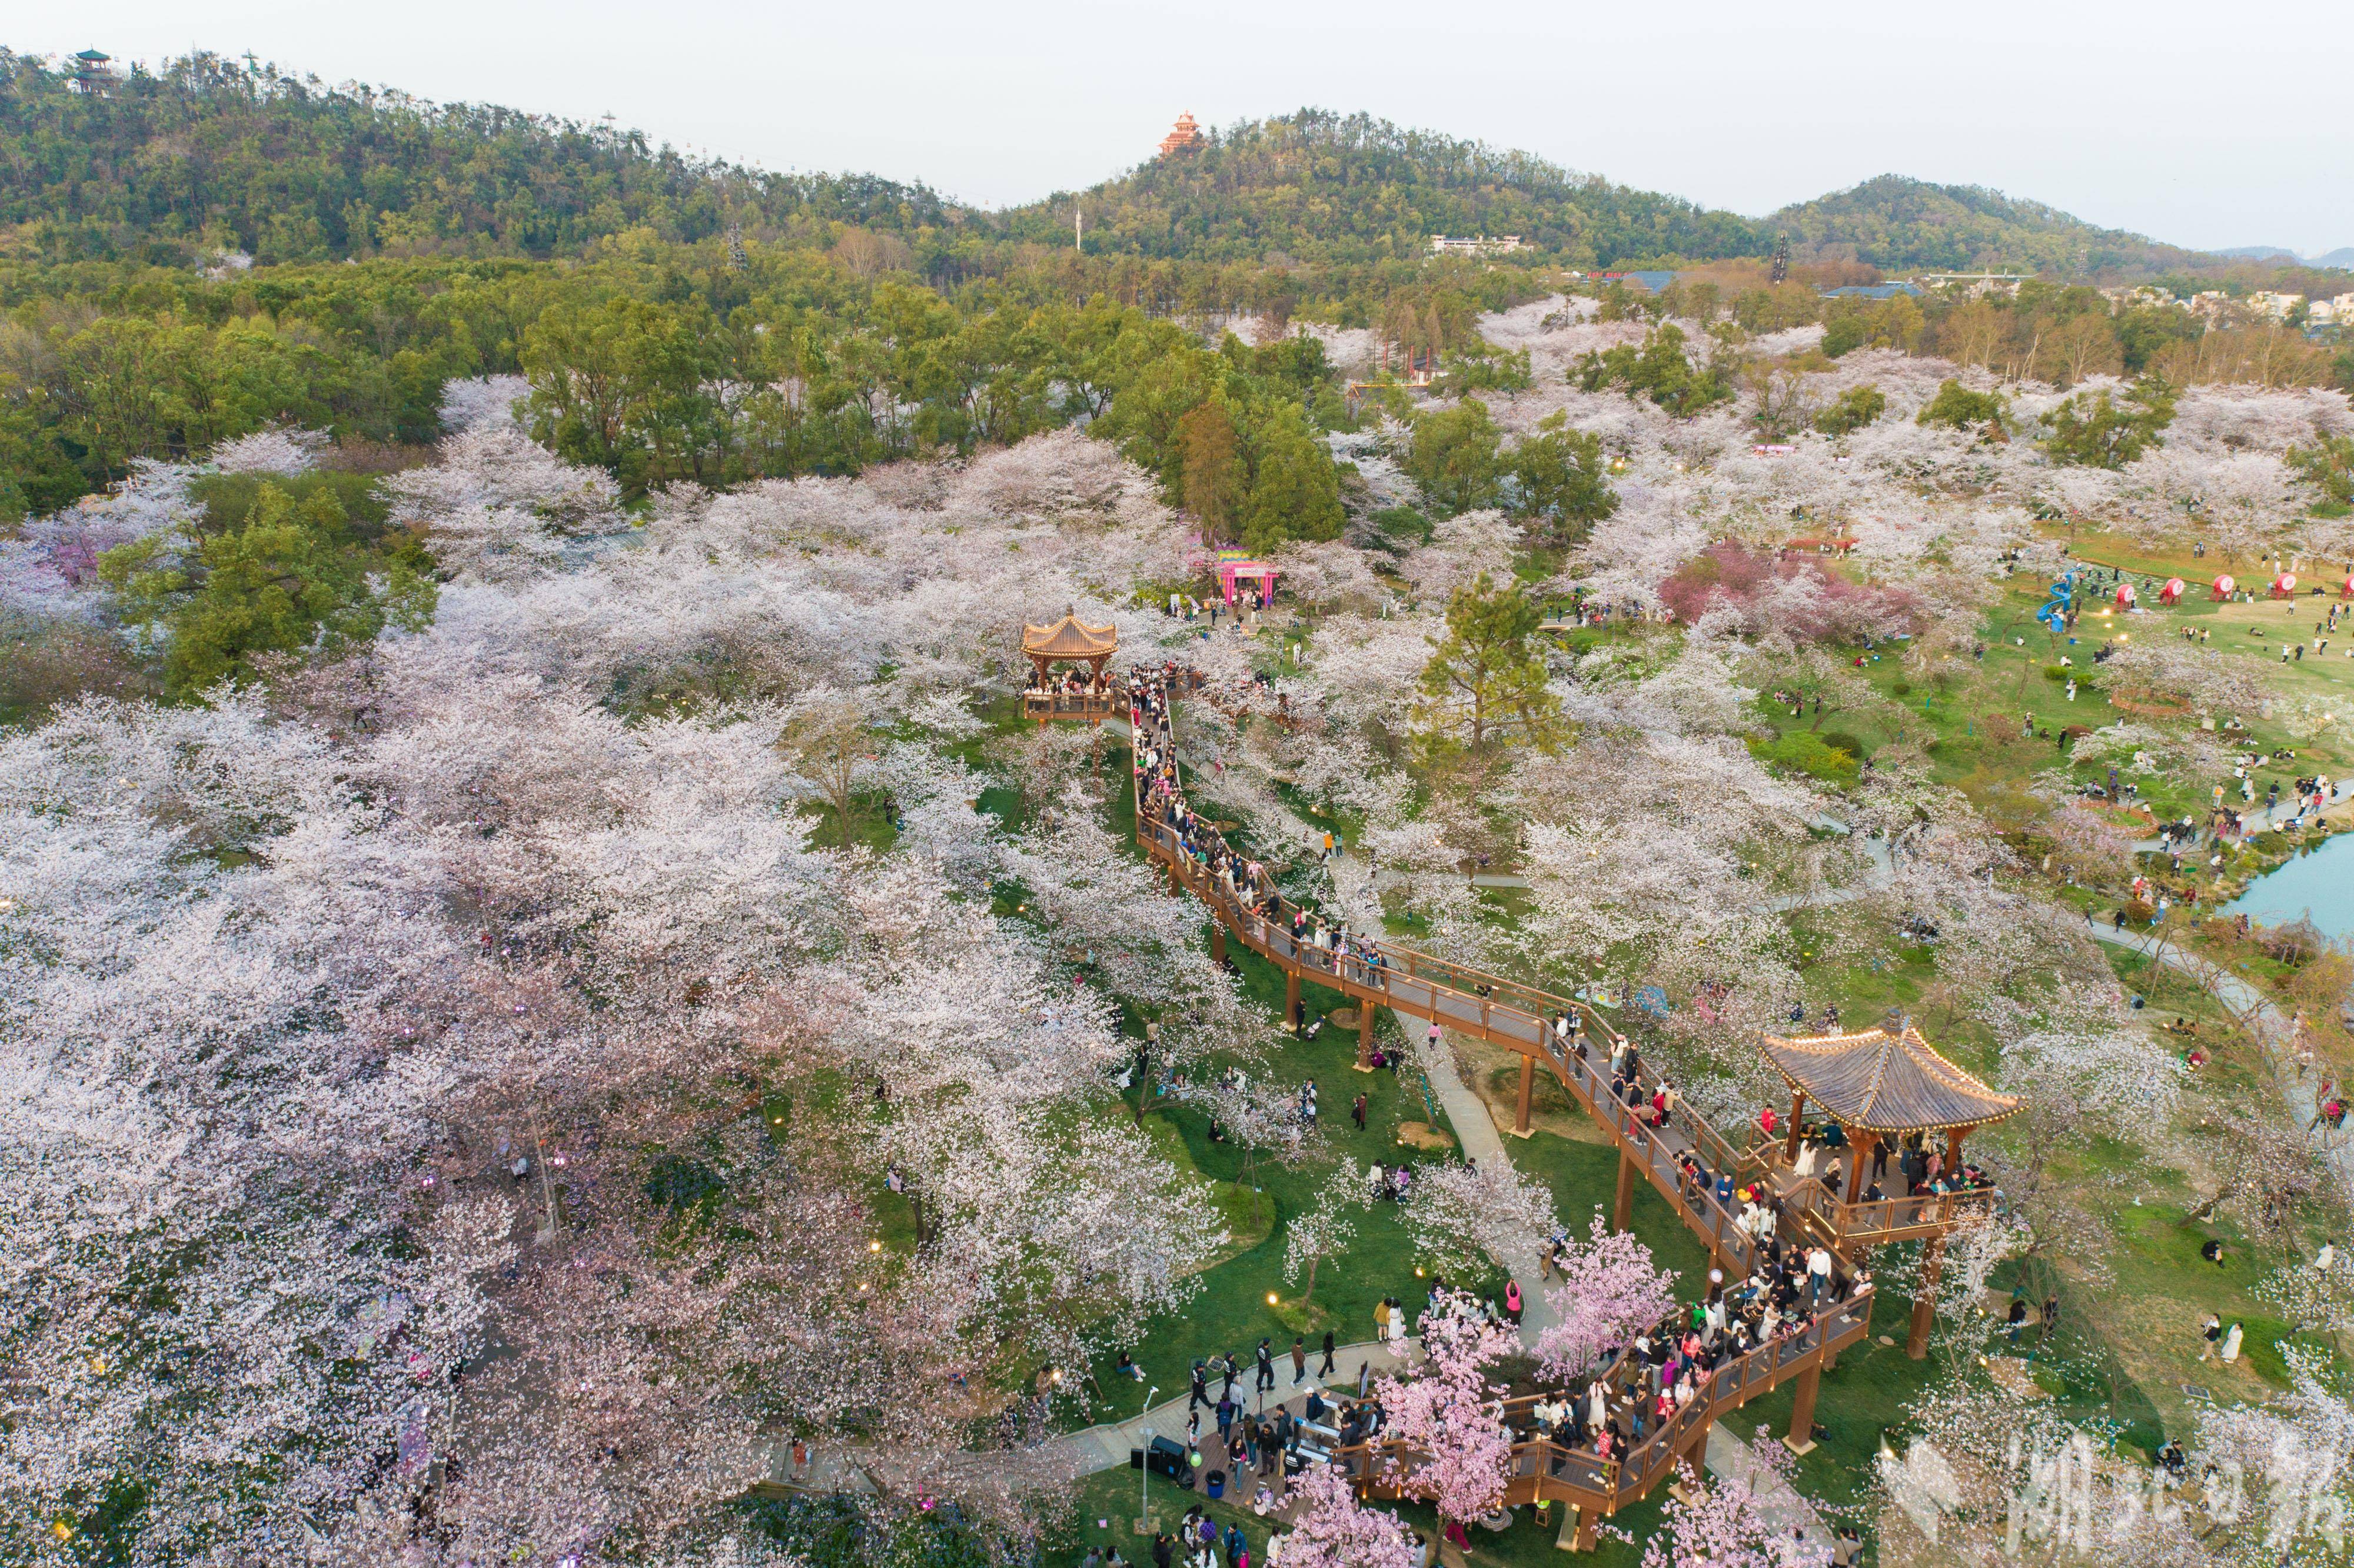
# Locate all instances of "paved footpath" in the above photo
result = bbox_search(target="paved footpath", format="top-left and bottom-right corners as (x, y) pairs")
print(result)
(1415, 1030), (1823, 1543)
(2087, 923), (2354, 1196)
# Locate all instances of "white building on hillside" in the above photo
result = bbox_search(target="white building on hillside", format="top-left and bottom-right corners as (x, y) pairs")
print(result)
(1428, 235), (1528, 257)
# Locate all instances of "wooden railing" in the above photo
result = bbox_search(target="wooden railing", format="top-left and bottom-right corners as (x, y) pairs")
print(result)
(1330, 1290), (1874, 1513)
(1025, 691), (1120, 721)
(1761, 1163), (1999, 1249)
(1117, 679), (1946, 1520)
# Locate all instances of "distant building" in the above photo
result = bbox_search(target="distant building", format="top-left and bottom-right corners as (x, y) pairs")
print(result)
(1918, 272), (2030, 298)
(1584, 269), (1677, 293)
(2101, 284), (2177, 310)
(2246, 290), (2304, 321)
(68, 48), (115, 92)
(1428, 235), (1528, 257)
(1820, 282), (1925, 300)
(2306, 292), (2354, 325)
(1157, 113), (1205, 159)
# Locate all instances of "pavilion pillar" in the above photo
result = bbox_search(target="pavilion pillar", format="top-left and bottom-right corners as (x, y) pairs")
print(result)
(1783, 1361), (1821, 1455)
(1944, 1126), (1967, 1174)
(1907, 1235), (1946, 1359)
(1783, 1093), (1806, 1164)
(1355, 1005), (1377, 1071)
(1285, 970), (1302, 1033)
(1514, 1054), (1535, 1138)
(1612, 1148), (1636, 1233)
(1846, 1131), (1876, 1204)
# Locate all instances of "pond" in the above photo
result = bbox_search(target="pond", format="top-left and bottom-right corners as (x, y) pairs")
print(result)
(2223, 831), (2354, 940)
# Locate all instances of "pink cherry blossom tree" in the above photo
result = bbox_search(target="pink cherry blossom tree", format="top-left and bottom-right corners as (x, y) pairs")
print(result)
(1535, 1213), (1681, 1379)
(1374, 1311), (1519, 1537)
(1279, 1461), (1422, 1568)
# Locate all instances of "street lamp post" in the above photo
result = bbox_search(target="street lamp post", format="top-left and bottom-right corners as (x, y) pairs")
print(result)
(1138, 1385), (1158, 1534)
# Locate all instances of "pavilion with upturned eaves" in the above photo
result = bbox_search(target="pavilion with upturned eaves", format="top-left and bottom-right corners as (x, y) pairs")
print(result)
(1020, 614), (1119, 724)
(1756, 1014), (2021, 1355)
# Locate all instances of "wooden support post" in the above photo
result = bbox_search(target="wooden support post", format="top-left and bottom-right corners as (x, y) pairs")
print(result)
(1514, 1054), (1535, 1138)
(1565, 1506), (1597, 1553)
(1210, 922), (1226, 966)
(1907, 1234), (1946, 1359)
(1356, 1005), (1377, 1071)
(1783, 1360), (1821, 1455)
(1846, 1131), (1876, 1204)
(1285, 970), (1302, 1033)
(1783, 1092), (1805, 1164)
(1612, 1148), (1636, 1233)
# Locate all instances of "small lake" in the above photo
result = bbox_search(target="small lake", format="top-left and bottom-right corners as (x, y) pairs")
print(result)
(2223, 832), (2354, 940)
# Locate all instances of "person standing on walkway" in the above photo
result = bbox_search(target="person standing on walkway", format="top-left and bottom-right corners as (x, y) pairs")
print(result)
(1216, 1390), (1236, 1446)
(1504, 1280), (1522, 1326)
(1289, 1338), (1307, 1386)
(1255, 1339), (1275, 1393)
(1190, 1360), (1210, 1411)
(1318, 1330), (1336, 1378)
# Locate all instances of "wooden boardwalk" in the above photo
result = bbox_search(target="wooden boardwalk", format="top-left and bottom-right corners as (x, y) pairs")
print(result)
(1113, 677), (1987, 1544)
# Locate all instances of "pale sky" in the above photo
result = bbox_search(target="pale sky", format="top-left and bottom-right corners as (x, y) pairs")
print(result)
(17, 0), (2354, 257)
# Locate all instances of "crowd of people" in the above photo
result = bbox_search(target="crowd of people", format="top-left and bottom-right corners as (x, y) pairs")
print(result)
(1121, 655), (1882, 1539)
(1130, 664), (1389, 1022)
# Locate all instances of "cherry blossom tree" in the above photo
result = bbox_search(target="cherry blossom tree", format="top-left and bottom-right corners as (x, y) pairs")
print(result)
(1278, 1462), (1422, 1568)
(1534, 1214), (1681, 1378)
(1403, 1157), (1559, 1279)
(1285, 1167), (1367, 1310)
(1373, 1311), (1519, 1536)
(1643, 1457), (1830, 1568)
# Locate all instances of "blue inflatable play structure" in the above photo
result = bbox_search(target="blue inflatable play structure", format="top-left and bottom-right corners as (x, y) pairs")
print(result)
(2037, 570), (2077, 633)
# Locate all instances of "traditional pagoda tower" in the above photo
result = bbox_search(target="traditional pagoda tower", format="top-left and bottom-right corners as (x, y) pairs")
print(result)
(1157, 112), (1205, 159)
(68, 50), (114, 92)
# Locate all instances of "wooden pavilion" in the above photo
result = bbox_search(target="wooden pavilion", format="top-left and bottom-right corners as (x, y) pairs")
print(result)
(1020, 614), (1119, 724)
(1758, 1014), (2021, 1356)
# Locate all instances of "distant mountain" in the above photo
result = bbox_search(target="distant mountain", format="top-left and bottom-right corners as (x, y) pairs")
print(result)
(998, 109), (1769, 268)
(1765, 175), (2207, 275)
(2218, 245), (2354, 270)
(5, 51), (2322, 282)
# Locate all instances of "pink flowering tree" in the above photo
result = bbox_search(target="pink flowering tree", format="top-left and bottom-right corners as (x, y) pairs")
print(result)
(1279, 1462), (1422, 1568)
(1535, 1214), (1681, 1379)
(1375, 1311), (1519, 1536)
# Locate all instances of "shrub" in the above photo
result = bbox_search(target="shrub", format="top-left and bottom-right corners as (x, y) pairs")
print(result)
(1813, 384), (1886, 436)
(1747, 730), (1860, 785)
(1917, 379), (2006, 431)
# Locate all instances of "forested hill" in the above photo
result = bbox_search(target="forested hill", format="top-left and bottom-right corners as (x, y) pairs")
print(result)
(998, 110), (1772, 268)
(0, 51), (2244, 277)
(0, 51), (961, 265)
(1766, 175), (2203, 275)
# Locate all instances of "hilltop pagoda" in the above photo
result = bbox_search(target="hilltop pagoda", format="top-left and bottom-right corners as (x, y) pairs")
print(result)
(1157, 113), (1205, 158)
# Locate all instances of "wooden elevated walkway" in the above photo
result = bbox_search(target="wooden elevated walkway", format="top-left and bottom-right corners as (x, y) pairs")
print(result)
(1100, 674), (1984, 1541)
